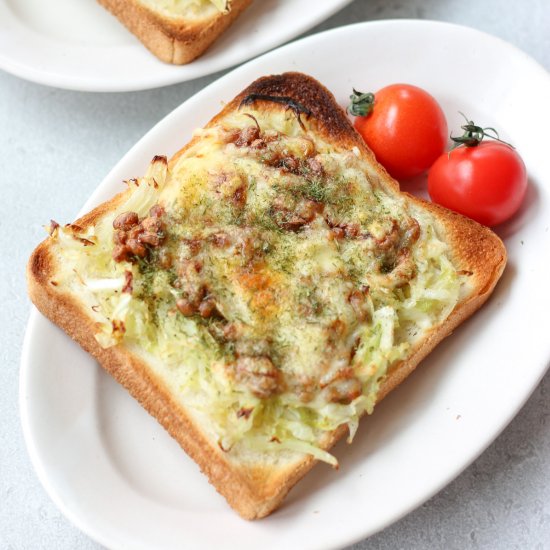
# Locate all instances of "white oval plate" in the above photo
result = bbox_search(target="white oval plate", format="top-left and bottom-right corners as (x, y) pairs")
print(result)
(0, 0), (352, 92)
(21, 20), (550, 550)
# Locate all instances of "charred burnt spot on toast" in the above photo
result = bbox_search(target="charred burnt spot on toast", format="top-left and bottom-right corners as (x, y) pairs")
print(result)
(239, 93), (313, 131)
(231, 73), (367, 150)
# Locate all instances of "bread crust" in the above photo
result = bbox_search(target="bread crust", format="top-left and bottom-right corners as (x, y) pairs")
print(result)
(97, 0), (252, 64)
(27, 72), (506, 519)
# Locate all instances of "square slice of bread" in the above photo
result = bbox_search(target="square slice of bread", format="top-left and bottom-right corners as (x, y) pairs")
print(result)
(27, 72), (506, 519)
(98, 0), (252, 64)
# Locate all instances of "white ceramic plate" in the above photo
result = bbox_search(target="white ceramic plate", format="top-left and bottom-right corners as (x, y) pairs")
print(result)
(0, 0), (352, 92)
(21, 20), (550, 550)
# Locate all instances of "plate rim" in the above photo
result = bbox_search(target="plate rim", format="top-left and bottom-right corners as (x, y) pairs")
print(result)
(20, 310), (120, 550)
(20, 18), (550, 549)
(0, 0), (354, 92)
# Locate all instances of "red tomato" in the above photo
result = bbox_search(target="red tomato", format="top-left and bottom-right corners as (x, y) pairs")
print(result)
(352, 84), (447, 180)
(428, 141), (527, 226)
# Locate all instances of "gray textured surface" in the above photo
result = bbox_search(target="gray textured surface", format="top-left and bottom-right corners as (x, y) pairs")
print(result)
(1, 0), (549, 548)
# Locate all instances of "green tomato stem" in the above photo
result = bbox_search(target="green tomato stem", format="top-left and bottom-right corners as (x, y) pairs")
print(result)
(348, 89), (375, 117)
(450, 112), (514, 150)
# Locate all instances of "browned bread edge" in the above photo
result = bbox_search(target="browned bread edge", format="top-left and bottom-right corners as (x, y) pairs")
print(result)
(97, 0), (252, 64)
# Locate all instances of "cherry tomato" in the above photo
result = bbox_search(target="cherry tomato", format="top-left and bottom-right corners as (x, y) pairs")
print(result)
(350, 84), (448, 180)
(428, 141), (527, 226)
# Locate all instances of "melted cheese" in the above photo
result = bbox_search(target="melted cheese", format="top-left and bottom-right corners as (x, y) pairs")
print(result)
(138, 0), (229, 19)
(51, 106), (465, 464)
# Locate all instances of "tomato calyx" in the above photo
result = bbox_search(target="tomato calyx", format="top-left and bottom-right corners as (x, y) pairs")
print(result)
(347, 89), (375, 117)
(450, 112), (513, 150)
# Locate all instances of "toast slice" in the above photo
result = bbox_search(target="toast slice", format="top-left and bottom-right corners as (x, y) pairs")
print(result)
(97, 0), (252, 64)
(27, 72), (506, 519)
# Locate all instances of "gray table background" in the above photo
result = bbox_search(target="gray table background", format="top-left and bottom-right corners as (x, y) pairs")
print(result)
(2, 0), (549, 548)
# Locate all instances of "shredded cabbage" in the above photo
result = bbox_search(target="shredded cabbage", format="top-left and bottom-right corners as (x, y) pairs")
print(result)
(51, 153), (463, 467)
(119, 157), (168, 217)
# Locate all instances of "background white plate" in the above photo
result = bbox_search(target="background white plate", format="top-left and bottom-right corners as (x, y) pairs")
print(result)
(0, 0), (352, 92)
(21, 20), (550, 550)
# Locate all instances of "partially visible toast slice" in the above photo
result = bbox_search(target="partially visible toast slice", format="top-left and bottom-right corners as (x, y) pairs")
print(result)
(27, 73), (506, 519)
(98, 0), (252, 64)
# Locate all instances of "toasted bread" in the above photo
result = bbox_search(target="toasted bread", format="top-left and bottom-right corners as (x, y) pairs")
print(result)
(97, 0), (252, 64)
(27, 72), (506, 519)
